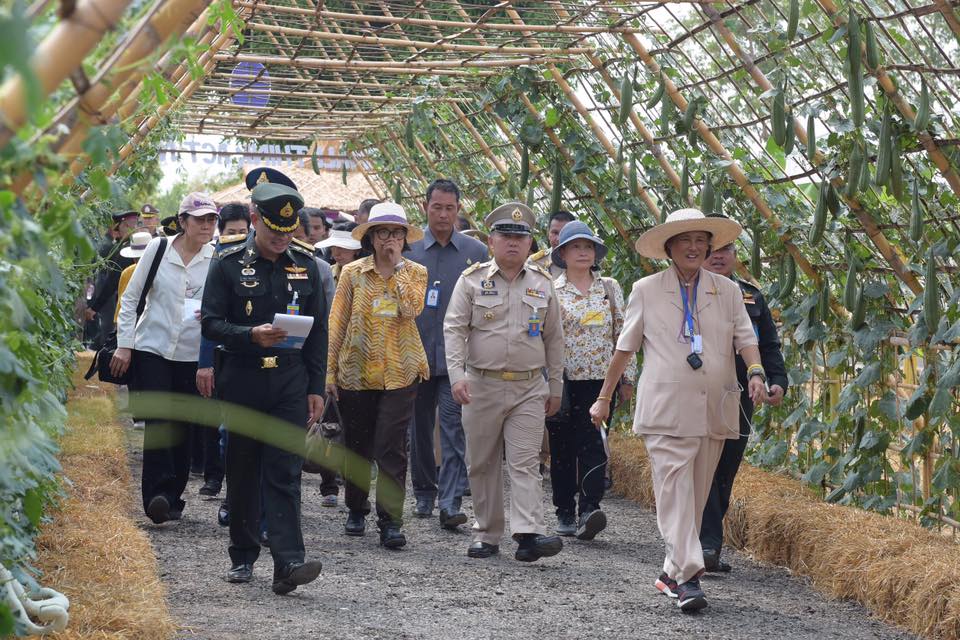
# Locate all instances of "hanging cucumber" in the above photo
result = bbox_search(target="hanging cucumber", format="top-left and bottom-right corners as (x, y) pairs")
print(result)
(809, 181), (828, 244)
(875, 105), (892, 186)
(786, 0), (800, 41)
(341, 161), (347, 186)
(825, 183), (841, 216)
(843, 260), (859, 312)
(683, 96), (702, 131)
(519, 145), (530, 190)
(619, 66), (635, 126)
(550, 157), (563, 213)
(850, 285), (867, 330)
(680, 158), (690, 202)
(909, 182), (924, 242)
(806, 112), (817, 162)
(889, 133), (904, 200)
(526, 182), (536, 208)
(914, 79), (930, 132)
(507, 175), (519, 199)
(847, 8), (865, 128)
(311, 148), (321, 175)
(701, 175), (715, 214)
(783, 110), (796, 155)
(751, 227), (762, 280)
(645, 76), (665, 109)
(924, 247), (940, 334)
(614, 145), (625, 189)
(858, 157), (871, 192)
(772, 81), (787, 147)
(660, 85), (673, 137)
(393, 181), (403, 204)
(819, 274), (831, 321)
(864, 20), (881, 70)
(780, 253), (797, 298)
(629, 153), (639, 197)
(405, 118), (415, 150)
(845, 140), (864, 198)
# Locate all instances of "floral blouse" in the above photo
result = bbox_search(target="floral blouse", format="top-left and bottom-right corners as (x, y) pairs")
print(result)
(554, 271), (637, 383)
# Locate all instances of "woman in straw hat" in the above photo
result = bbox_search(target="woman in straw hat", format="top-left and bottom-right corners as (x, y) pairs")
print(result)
(325, 202), (428, 549)
(589, 208), (768, 612)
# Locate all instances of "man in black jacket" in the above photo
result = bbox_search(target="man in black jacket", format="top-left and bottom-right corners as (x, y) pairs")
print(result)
(85, 210), (140, 347)
(700, 237), (788, 572)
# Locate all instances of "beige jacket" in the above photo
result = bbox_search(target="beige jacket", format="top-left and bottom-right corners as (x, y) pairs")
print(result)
(616, 268), (757, 439)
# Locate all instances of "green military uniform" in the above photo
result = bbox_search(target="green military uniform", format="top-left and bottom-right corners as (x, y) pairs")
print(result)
(201, 182), (327, 594)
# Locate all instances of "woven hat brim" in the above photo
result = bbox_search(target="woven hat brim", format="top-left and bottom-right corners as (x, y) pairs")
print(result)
(634, 217), (742, 260)
(552, 234), (608, 268)
(351, 220), (424, 243)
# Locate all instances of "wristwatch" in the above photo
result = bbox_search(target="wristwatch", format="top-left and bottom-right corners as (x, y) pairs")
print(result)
(747, 365), (766, 383)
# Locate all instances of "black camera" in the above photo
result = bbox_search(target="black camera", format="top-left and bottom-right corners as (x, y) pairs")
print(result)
(687, 352), (703, 370)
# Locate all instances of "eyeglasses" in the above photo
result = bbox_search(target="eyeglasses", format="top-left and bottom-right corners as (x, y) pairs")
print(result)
(373, 227), (407, 240)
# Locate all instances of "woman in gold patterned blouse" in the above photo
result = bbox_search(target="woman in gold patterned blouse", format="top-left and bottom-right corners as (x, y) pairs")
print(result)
(548, 221), (636, 541)
(325, 202), (429, 548)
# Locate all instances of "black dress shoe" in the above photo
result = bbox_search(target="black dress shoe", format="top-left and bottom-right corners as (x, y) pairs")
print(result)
(702, 548), (732, 573)
(168, 509), (182, 521)
(199, 479), (222, 497)
(413, 497), (434, 518)
(467, 541), (499, 558)
(439, 509), (467, 530)
(146, 495), (171, 524)
(226, 563), (253, 583)
(217, 502), (229, 527)
(344, 511), (366, 536)
(378, 522), (407, 549)
(515, 534), (563, 562)
(272, 560), (322, 595)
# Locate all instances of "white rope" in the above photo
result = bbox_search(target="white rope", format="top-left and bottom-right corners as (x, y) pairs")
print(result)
(0, 563), (69, 635)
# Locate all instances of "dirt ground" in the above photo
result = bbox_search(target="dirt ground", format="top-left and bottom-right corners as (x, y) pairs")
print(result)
(128, 431), (912, 640)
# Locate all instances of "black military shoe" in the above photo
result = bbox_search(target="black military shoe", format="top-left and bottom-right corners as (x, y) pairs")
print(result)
(199, 479), (222, 497)
(702, 548), (732, 573)
(439, 509), (467, 530)
(576, 509), (607, 541)
(272, 560), (323, 595)
(344, 511), (366, 536)
(515, 534), (563, 562)
(146, 495), (171, 524)
(226, 563), (253, 583)
(467, 541), (499, 558)
(217, 502), (229, 527)
(378, 522), (407, 549)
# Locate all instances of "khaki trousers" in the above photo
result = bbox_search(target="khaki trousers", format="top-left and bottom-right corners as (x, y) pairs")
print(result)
(462, 372), (548, 545)
(644, 433), (725, 584)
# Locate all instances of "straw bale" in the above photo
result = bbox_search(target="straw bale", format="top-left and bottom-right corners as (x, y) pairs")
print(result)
(32, 360), (177, 640)
(609, 432), (960, 639)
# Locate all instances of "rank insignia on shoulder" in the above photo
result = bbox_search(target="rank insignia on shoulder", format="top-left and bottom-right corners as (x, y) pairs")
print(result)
(462, 262), (485, 277)
(290, 237), (315, 255)
(245, 300), (253, 316)
(219, 234), (247, 245)
(525, 288), (546, 299)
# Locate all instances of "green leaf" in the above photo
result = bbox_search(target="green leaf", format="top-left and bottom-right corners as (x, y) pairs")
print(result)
(853, 362), (881, 387)
(544, 107), (561, 128)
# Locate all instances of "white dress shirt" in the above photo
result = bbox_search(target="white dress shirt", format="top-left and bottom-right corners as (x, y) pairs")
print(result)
(117, 237), (215, 362)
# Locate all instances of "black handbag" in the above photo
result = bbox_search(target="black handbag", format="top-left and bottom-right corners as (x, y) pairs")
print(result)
(84, 238), (168, 385)
(303, 395), (343, 474)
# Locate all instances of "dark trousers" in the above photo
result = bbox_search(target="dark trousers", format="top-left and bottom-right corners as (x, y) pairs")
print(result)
(319, 467), (340, 497)
(219, 358), (308, 569)
(340, 384), (418, 524)
(546, 379), (606, 516)
(191, 422), (224, 483)
(409, 374), (469, 510)
(132, 350), (198, 515)
(700, 391), (753, 553)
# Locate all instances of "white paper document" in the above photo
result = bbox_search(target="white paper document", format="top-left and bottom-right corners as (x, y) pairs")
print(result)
(272, 313), (314, 350)
(183, 298), (202, 322)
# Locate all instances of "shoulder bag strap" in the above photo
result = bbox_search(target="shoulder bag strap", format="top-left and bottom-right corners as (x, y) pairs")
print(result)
(135, 238), (167, 318)
(601, 277), (620, 344)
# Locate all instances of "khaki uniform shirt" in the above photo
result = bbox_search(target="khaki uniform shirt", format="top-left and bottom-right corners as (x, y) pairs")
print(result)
(616, 268), (758, 439)
(527, 247), (564, 279)
(444, 260), (565, 397)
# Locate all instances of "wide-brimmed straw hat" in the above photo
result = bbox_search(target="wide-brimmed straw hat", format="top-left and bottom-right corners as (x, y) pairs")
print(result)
(351, 202), (424, 242)
(634, 208), (742, 260)
(316, 229), (361, 251)
(552, 220), (608, 268)
(120, 231), (153, 259)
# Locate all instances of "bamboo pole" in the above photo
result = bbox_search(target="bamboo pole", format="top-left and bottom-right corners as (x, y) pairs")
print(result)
(243, 21), (593, 56)
(931, 0), (960, 38)
(191, 85), (463, 103)
(351, 150), (387, 200)
(213, 52), (560, 71)
(0, 0), (136, 148)
(699, 4), (922, 296)
(451, 103), (509, 178)
(232, 1), (648, 35)
(209, 72), (474, 93)
(816, 0), (960, 198)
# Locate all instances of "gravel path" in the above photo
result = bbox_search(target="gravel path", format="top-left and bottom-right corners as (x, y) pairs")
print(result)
(128, 435), (911, 640)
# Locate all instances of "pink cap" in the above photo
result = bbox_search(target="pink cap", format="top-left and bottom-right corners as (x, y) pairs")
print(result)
(178, 192), (218, 216)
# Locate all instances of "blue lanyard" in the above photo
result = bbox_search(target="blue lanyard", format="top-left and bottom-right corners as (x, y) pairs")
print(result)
(680, 276), (698, 341)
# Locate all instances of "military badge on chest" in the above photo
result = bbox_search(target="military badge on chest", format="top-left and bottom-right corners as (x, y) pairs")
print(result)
(285, 265), (308, 281)
(240, 266), (259, 288)
(479, 279), (498, 296)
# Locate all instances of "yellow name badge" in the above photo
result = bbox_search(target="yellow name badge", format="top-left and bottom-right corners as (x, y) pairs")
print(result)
(580, 310), (606, 326)
(372, 296), (399, 318)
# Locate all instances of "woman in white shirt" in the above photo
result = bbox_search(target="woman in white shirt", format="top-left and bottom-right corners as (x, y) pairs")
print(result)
(112, 192), (218, 524)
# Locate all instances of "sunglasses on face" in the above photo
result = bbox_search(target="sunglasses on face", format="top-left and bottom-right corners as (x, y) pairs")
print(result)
(373, 227), (407, 240)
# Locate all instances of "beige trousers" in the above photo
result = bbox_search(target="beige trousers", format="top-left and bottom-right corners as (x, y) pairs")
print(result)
(644, 433), (725, 584)
(462, 372), (548, 545)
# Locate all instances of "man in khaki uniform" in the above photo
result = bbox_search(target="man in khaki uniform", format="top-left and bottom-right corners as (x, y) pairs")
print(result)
(444, 202), (565, 563)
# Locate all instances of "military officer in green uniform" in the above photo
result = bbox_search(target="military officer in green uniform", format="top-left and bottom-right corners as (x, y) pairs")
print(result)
(201, 183), (327, 595)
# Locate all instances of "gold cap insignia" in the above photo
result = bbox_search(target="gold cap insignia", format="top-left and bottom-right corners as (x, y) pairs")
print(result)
(511, 208), (523, 221)
(257, 171), (269, 184)
(279, 202), (294, 218)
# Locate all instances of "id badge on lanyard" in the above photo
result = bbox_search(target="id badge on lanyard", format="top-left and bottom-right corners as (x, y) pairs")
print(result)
(426, 281), (440, 308)
(681, 281), (702, 355)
